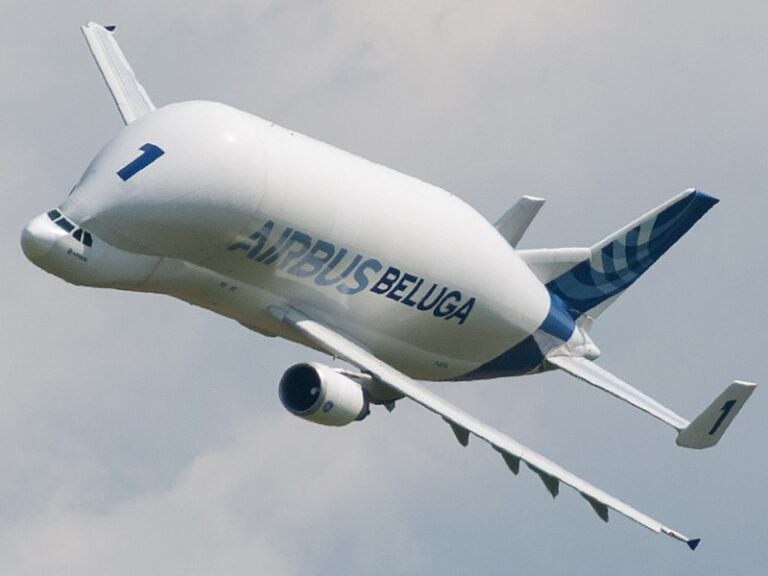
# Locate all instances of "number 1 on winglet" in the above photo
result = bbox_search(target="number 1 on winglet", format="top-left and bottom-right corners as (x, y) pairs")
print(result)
(708, 399), (737, 435)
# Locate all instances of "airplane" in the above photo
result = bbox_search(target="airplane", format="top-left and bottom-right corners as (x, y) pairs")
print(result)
(21, 22), (756, 550)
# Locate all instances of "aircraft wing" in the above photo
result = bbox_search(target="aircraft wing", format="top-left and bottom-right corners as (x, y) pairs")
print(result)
(81, 21), (155, 124)
(547, 354), (756, 449)
(547, 355), (691, 430)
(271, 306), (701, 550)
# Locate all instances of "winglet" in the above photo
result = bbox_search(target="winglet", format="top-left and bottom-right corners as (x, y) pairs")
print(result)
(676, 381), (756, 449)
(687, 538), (701, 551)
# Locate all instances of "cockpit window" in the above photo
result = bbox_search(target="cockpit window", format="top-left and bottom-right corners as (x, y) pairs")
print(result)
(55, 218), (75, 232)
(46, 208), (93, 247)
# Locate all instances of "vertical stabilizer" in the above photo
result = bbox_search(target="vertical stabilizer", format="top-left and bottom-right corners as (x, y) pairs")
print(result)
(546, 189), (718, 320)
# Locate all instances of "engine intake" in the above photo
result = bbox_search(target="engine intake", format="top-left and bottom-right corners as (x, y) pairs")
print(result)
(279, 362), (369, 426)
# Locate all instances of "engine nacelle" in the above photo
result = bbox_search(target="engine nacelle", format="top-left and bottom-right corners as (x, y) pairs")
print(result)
(279, 362), (369, 426)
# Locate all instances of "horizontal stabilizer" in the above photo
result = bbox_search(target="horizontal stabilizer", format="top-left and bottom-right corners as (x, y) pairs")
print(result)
(676, 381), (756, 449)
(494, 196), (545, 248)
(517, 247), (591, 284)
(81, 21), (155, 124)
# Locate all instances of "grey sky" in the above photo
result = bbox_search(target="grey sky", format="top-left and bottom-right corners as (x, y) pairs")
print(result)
(2, 1), (766, 574)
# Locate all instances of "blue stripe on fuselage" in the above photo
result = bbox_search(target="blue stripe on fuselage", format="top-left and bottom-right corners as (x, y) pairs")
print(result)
(456, 291), (575, 380)
(539, 293), (576, 342)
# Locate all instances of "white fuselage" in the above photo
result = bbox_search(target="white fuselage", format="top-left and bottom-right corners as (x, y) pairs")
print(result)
(22, 101), (568, 380)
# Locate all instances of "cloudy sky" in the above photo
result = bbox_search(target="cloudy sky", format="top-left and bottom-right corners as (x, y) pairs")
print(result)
(2, 1), (766, 574)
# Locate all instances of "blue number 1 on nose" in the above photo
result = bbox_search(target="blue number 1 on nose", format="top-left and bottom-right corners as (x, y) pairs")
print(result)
(117, 143), (165, 181)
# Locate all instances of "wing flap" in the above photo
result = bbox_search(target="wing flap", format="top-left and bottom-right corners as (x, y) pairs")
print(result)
(81, 22), (155, 124)
(271, 305), (699, 549)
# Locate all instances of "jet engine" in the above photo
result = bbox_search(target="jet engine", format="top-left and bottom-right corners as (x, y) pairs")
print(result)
(279, 362), (369, 426)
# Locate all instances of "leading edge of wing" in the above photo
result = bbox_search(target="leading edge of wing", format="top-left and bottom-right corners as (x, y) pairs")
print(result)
(270, 305), (700, 550)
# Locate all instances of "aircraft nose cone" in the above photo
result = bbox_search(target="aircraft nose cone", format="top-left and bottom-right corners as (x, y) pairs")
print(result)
(20, 213), (57, 262)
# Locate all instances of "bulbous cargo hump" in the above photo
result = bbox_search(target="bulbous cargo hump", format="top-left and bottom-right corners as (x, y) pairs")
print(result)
(60, 101), (269, 255)
(59, 100), (551, 338)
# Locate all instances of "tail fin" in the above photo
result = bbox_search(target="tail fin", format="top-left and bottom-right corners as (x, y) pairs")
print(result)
(546, 189), (718, 320)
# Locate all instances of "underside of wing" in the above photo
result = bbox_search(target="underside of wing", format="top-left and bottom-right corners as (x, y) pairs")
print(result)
(546, 354), (690, 430)
(81, 21), (156, 124)
(270, 305), (701, 550)
(547, 354), (756, 449)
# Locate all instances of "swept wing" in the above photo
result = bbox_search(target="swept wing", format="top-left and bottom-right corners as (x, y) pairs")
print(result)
(548, 354), (756, 449)
(270, 306), (701, 550)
